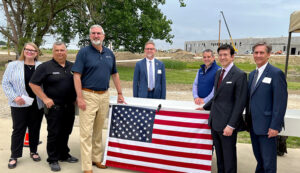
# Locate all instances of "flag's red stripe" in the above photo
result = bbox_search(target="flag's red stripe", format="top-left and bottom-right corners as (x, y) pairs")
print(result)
(155, 119), (210, 129)
(107, 151), (212, 171)
(152, 129), (212, 140)
(157, 111), (209, 119)
(108, 141), (212, 160)
(106, 160), (183, 173)
(152, 139), (212, 150)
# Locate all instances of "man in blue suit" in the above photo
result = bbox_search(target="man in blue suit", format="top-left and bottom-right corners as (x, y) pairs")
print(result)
(246, 42), (288, 173)
(133, 41), (166, 99)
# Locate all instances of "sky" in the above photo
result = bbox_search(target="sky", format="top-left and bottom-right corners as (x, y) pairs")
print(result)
(155, 0), (300, 50)
(1, 0), (300, 50)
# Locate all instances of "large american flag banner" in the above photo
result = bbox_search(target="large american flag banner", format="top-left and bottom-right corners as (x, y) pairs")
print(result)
(103, 104), (212, 173)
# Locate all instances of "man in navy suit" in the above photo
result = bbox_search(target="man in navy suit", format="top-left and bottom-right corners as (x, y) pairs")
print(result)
(246, 42), (288, 173)
(199, 44), (248, 173)
(133, 41), (166, 99)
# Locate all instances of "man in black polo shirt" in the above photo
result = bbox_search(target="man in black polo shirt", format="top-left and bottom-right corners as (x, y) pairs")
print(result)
(29, 42), (78, 172)
(72, 24), (125, 173)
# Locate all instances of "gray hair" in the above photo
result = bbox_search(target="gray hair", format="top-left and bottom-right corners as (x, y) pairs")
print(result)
(52, 41), (66, 49)
(145, 40), (155, 48)
(202, 49), (214, 56)
(252, 42), (272, 53)
(89, 24), (105, 35)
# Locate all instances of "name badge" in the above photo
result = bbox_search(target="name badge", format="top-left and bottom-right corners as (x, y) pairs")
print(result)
(52, 72), (60, 75)
(262, 77), (272, 84)
(226, 81), (232, 84)
(157, 69), (162, 74)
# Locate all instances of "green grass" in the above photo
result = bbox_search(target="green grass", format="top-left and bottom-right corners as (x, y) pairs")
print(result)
(166, 69), (197, 84)
(287, 82), (300, 90)
(235, 63), (256, 72)
(161, 59), (187, 69)
(117, 66), (134, 81)
(238, 131), (300, 148)
(117, 66), (198, 84)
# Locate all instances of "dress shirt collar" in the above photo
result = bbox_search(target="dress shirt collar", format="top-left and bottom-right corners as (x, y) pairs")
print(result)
(146, 58), (155, 63)
(221, 62), (234, 79)
(256, 62), (268, 73)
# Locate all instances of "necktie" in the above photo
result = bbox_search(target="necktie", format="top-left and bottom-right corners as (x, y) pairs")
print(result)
(149, 61), (154, 89)
(251, 70), (259, 94)
(217, 69), (225, 89)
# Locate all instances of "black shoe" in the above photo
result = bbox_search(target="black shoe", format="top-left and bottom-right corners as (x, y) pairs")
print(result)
(8, 158), (17, 169)
(59, 156), (78, 163)
(49, 162), (61, 172)
(30, 152), (41, 162)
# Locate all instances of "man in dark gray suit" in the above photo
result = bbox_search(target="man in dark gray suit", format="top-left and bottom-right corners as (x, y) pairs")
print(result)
(199, 44), (248, 173)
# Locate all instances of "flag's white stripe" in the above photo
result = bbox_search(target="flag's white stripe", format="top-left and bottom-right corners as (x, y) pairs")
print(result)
(156, 115), (208, 124)
(109, 137), (212, 155)
(154, 124), (211, 134)
(152, 134), (213, 145)
(106, 156), (211, 173)
(108, 147), (211, 165)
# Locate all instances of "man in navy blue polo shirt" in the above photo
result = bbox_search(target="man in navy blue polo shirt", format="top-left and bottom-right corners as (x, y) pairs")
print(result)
(192, 49), (220, 105)
(72, 24), (125, 173)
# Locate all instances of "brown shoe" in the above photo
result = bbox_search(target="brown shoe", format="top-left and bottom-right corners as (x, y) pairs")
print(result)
(92, 162), (108, 169)
(83, 170), (93, 173)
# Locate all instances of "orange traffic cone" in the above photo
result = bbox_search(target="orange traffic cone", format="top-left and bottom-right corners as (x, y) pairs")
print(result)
(24, 129), (29, 147)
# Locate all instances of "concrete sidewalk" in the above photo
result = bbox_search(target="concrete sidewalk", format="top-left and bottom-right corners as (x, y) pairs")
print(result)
(0, 116), (299, 173)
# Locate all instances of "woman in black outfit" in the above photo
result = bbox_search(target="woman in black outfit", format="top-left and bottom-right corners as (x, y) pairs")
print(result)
(2, 42), (44, 169)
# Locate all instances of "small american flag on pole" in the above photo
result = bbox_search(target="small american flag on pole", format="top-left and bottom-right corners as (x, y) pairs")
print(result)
(103, 104), (213, 173)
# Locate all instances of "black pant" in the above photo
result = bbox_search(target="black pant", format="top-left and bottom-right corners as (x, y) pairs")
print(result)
(211, 128), (238, 173)
(10, 103), (44, 158)
(45, 104), (75, 163)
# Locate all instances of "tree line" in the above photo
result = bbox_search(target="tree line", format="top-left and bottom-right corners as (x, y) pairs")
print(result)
(0, 0), (185, 55)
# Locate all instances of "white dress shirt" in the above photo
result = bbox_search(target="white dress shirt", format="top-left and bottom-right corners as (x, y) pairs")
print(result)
(255, 62), (269, 85)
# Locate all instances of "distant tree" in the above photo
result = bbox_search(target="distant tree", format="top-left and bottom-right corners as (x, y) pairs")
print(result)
(0, 0), (76, 56)
(0, 40), (6, 45)
(0, 0), (185, 55)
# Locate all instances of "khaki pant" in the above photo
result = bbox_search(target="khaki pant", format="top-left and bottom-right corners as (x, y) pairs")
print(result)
(79, 90), (109, 171)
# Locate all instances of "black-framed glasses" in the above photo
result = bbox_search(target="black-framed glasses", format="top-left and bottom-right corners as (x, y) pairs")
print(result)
(24, 48), (38, 53)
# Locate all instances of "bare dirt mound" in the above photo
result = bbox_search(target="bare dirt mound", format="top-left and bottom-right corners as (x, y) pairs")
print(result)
(115, 52), (142, 60)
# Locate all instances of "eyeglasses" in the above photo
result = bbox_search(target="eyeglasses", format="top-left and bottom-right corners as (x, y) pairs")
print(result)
(24, 48), (37, 53)
(91, 32), (104, 35)
(145, 48), (155, 51)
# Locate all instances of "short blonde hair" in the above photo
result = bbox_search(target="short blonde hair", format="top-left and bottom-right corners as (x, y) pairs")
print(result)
(19, 42), (39, 61)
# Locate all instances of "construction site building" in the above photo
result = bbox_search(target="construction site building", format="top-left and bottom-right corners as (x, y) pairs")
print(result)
(184, 36), (300, 55)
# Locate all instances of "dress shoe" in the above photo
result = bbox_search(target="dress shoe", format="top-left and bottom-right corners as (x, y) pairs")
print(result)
(92, 162), (108, 169)
(49, 161), (61, 172)
(30, 152), (41, 162)
(83, 170), (93, 173)
(8, 158), (17, 169)
(59, 155), (78, 163)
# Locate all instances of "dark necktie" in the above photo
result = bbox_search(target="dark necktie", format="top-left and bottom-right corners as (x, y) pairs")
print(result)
(217, 69), (225, 89)
(251, 70), (259, 94)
